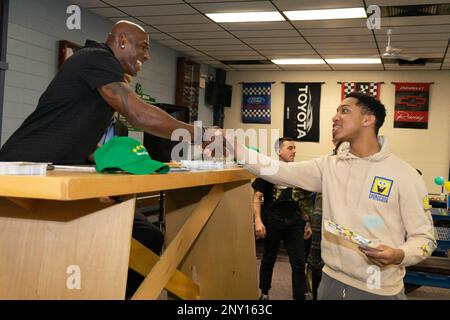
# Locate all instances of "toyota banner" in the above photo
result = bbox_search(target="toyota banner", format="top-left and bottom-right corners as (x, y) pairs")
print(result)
(283, 82), (322, 142)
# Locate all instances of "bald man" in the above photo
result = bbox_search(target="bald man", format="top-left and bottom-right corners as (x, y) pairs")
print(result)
(0, 21), (195, 164)
(0, 21), (196, 299)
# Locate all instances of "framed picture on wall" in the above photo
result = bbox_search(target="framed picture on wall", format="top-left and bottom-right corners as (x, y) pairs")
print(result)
(58, 40), (81, 70)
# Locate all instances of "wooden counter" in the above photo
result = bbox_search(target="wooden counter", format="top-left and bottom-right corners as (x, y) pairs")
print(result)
(0, 168), (257, 300)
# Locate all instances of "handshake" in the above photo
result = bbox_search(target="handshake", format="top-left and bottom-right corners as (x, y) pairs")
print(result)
(170, 123), (276, 173)
(197, 127), (239, 161)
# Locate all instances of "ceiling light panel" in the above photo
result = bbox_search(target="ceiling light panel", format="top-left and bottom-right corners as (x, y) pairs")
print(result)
(326, 58), (381, 64)
(284, 8), (366, 21)
(272, 58), (326, 65)
(206, 12), (285, 23)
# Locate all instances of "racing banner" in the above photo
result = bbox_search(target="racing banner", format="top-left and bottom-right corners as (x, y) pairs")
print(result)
(242, 82), (271, 124)
(341, 82), (381, 100)
(394, 83), (431, 129)
(283, 82), (322, 142)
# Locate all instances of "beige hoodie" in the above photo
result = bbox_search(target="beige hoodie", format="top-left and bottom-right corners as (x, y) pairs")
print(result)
(242, 136), (436, 295)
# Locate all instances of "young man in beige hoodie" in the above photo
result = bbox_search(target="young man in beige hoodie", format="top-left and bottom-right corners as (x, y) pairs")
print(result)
(227, 92), (436, 299)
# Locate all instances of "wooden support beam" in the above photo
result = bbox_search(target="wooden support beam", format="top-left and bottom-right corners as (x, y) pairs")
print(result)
(6, 197), (37, 211)
(132, 184), (224, 300)
(129, 238), (199, 300)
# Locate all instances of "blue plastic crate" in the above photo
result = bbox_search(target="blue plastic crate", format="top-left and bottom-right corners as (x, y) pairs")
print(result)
(435, 226), (450, 250)
(404, 271), (450, 289)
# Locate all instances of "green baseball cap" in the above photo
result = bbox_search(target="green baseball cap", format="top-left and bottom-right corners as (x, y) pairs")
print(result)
(94, 136), (169, 175)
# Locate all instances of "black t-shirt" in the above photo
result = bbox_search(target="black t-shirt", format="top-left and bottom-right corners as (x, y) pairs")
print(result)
(0, 40), (123, 164)
(252, 178), (312, 220)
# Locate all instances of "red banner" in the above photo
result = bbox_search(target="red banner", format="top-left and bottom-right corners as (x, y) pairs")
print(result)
(394, 83), (430, 129)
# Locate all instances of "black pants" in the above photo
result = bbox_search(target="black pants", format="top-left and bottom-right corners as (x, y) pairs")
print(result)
(259, 214), (306, 300)
(311, 266), (323, 300)
(125, 210), (164, 299)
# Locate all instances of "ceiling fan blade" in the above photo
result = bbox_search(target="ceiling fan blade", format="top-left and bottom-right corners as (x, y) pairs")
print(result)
(381, 52), (397, 59)
(396, 55), (419, 62)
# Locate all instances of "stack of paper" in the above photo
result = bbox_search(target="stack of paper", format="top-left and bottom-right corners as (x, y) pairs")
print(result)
(0, 162), (48, 175)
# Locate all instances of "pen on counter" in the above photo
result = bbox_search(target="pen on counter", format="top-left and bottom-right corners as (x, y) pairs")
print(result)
(47, 164), (96, 172)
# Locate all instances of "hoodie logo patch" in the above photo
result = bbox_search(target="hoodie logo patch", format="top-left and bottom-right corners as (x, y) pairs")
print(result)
(369, 176), (393, 203)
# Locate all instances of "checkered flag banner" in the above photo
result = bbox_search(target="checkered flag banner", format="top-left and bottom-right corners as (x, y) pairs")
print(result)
(341, 82), (381, 100)
(242, 82), (271, 124)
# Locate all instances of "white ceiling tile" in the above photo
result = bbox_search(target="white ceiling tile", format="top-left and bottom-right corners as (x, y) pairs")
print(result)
(89, 7), (125, 17)
(214, 55), (265, 60)
(108, 0), (183, 5)
(317, 48), (379, 55)
(259, 49), (317, 56)
(183, 38), (244, 45)
(168, 45), (194, 51)
(385, 40), (449, 48)
(300, 27), (372, 37)
(139, 14), (210, 25)
(381, 15), (450, 27)
(252, 43), (312, 50)
(70, 0), (107, 7)
(331, 65), (384, 71)
(148, 33), (173, 40)
(384, 63), (441, 70)
(374, 25), (450, 34)
(195, 44), (251, 51)
(398, 47), (447, 54)
(292, 19), (367, 29)
(191, 59), (219, 64)
(266, 53), (323, 59)
(118, 4), (196, 16)
(307, 35), (375, 43)
(243, 37), (305, 44)
(375, 33), (450, 42)
(154, 39), (184, 46)
(143, 25), (159, 33)
(169, 31), (233, 40)
(232, 65), (281, 70)
(155, 23), (223, 33)
(231, 30), (299, 38)
(386, 53), (445, 59)
(273, 0), (363, 10)
(367, 0), (450, 6)
(185, 0), (252, 2)
(313, 42), (377, 49)
(202, 50), (260, 56)
(191, 1), (277, 14)
(220, 22), (292, 31)
(181, 51), (209, 57)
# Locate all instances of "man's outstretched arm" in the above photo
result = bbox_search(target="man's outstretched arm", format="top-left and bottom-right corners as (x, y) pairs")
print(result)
(98, 82), (195, 140)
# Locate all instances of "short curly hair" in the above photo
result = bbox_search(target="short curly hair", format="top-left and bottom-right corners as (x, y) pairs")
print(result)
(345, 92), (386, 135)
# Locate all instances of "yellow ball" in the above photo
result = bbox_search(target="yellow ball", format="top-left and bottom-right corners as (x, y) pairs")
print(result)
(444, 181), (450, 192)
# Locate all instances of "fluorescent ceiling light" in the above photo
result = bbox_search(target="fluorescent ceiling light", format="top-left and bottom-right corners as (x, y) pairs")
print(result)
(284, 8), (366, 21)
(206, 11), (285, 23)
(326, 58), (381, 64)
(272, 58), (325, 65)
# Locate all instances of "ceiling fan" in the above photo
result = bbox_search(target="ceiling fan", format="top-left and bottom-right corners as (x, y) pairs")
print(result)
(379, 29), (419, 62)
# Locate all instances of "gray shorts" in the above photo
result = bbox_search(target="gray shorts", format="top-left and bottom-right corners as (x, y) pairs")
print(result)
(318, 272), (406, 300)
